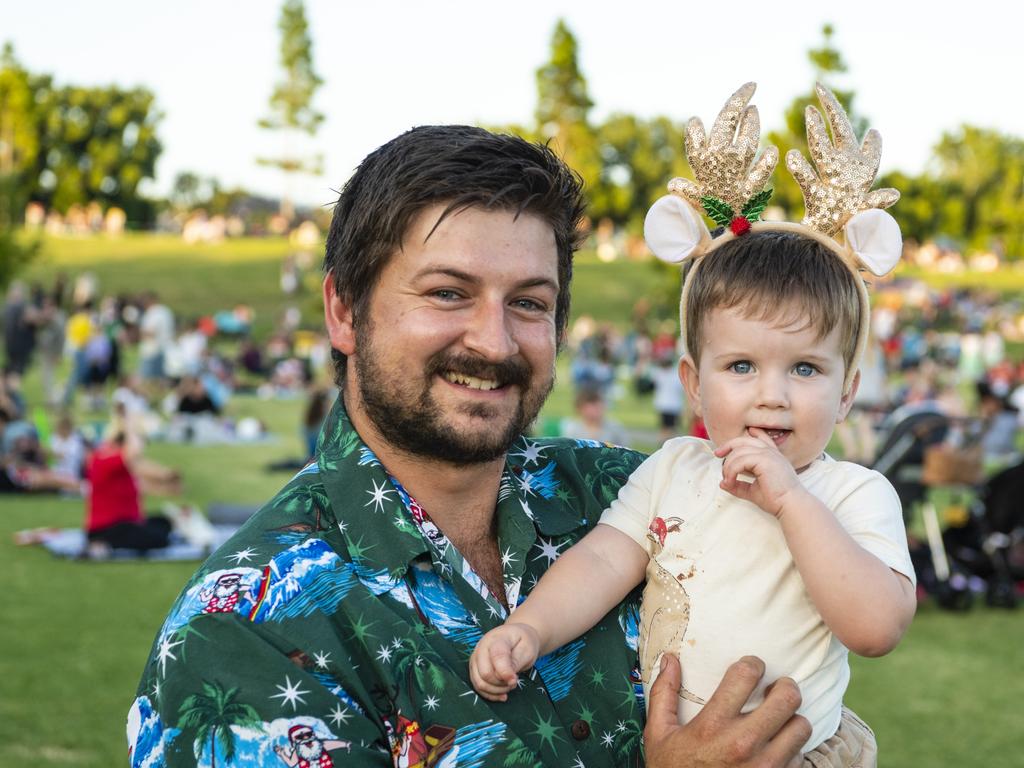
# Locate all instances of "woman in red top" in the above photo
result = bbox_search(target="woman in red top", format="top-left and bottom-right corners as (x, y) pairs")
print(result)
(85, 431), (174, 551)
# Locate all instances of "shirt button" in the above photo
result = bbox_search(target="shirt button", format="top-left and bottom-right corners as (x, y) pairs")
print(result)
(570, 719), (591, 740)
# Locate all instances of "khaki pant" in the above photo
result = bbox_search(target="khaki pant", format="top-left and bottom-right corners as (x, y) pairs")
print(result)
(804, 707), (877, 767)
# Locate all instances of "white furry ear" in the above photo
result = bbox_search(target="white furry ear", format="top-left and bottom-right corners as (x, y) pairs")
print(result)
(644, 195), (709, 264)
(845, 208), (902, 277)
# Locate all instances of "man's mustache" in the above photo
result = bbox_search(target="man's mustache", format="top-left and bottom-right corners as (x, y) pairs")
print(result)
(425, 352), (532, 389)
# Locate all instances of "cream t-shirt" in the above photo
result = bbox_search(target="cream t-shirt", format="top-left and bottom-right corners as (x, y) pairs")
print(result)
(600, 437), (915, 751)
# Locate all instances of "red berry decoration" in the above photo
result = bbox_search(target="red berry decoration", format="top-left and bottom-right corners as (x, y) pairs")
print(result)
(730, 216), (752, 236)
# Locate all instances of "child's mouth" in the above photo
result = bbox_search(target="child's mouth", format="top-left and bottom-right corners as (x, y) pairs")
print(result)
(751, 427), (791, 444)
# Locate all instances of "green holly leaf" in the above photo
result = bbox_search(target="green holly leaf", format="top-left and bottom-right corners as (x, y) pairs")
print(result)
(740, 188), (773, 222)
(700, 196), (735, 228)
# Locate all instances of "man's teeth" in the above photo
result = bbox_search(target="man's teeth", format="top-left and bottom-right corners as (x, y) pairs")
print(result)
(444, 372), (500, 391)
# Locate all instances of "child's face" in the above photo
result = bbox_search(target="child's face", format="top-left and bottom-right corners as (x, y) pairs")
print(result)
(680, 305), (858, 472)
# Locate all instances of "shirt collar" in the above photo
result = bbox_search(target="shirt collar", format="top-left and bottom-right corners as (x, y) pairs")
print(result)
(316, 397), (590, 577)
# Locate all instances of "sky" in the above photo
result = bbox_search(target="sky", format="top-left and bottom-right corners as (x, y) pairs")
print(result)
(5, 0), (1024, 208)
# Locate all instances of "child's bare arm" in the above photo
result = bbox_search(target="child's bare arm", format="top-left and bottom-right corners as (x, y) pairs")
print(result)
(775, 490), (915, 656)
(469, 524), (648, 698)
(509, 523), (648, 652)
(717, 429), (915, 656)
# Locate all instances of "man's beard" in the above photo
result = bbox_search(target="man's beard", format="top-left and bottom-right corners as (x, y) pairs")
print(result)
(353, 322), (552, 465)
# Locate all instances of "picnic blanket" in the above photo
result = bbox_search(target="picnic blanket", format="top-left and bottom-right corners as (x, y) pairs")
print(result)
(17, 524), (238, 561)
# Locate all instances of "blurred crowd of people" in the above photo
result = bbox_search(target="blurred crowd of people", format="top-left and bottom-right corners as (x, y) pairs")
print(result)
(0, 272), (336, 517)
(4, 270), (1023, 519)
(558, 280), (1024, 472)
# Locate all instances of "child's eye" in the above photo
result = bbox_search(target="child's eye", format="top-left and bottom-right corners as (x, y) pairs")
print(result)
(728, 361), (753, 374)
(793, 362), (818, 377)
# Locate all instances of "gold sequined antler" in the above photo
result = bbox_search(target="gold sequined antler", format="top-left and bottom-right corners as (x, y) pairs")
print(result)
(786, 84), (900, 237)
(668, 82), (778, 215)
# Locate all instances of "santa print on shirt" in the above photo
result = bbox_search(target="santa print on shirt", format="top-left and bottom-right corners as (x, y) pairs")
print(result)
(198, 572), (252, 614)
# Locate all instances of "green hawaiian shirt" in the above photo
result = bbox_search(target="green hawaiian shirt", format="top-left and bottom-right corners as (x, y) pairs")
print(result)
(130, 398), (647, 768)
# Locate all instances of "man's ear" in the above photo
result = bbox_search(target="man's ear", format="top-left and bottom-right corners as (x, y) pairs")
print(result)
(678, 355), (702, 418)
(837, 369), (861, 423)
(323, 272), (356, 356)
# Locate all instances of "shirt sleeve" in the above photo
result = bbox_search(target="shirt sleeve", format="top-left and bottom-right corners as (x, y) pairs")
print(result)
(833, 468), (917, 586)
(598, 449), (662, 550)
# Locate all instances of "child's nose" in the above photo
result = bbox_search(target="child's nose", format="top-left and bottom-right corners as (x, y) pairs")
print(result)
(757, 372), (789, 408)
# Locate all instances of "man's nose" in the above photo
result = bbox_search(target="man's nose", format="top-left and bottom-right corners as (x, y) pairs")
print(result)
(462, 300), (518, 360)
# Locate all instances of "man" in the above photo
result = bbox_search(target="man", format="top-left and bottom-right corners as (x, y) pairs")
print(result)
(129, 126), (808, 767)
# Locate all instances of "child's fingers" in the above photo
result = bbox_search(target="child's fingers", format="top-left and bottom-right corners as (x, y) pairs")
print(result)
(713, 434), (769, 458)
(471, 641), (502, 683)
(509, 633), (542, 672)
(720, 446), (763, 481)
(469, 655), (513, 700)
(475, 674), (513, 700)
(491, 644), (520, 685)
(745, 426), (779, 449)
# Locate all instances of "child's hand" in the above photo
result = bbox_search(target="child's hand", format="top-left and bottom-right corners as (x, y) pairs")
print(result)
(469, 623), (541, 702)
(713, 428), (808, 517)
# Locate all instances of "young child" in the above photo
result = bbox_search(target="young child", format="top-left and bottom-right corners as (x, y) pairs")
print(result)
(469, 83), (916, 765)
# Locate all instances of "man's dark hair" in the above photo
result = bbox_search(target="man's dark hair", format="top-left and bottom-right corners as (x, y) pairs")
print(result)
(324, 125), (586, 378)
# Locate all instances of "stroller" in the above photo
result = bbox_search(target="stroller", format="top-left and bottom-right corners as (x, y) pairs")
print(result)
(871, 403), (1020, 609)
(942, 459), (1024, 608)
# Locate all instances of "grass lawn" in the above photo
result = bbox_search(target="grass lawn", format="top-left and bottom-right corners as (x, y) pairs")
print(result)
(3, 234), (1023, 767)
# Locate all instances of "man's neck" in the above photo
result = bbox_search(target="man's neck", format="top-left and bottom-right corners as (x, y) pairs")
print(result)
(342, 392), (506, 539)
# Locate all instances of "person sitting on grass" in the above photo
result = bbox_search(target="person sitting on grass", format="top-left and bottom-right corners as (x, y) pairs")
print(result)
(84, 421), (182, 556)
(0, 410), (83, 495)
(469, 83), (917, 767)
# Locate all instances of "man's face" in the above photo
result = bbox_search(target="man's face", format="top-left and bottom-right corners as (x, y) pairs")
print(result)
(343, 204), (559, 465)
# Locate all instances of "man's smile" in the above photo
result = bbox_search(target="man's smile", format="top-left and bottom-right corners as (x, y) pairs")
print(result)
(442, 371), (504, 391)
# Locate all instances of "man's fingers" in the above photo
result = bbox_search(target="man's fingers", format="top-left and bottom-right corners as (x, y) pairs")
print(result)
(761, 714), (812, 768)
(645, 653), (682, 732)
(700, 656), (765, 718)
(741, 677), (805, 756)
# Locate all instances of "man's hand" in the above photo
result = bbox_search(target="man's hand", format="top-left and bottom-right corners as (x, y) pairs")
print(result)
(644, 654), (810, 768)
(468, 623), (541, 702)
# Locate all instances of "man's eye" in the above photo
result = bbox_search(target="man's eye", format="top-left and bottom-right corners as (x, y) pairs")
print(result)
(512, 298), (546, 312)
(794, 363), (818, 377)
(728, 361), (752, 374)
(431, 289), (461, 301)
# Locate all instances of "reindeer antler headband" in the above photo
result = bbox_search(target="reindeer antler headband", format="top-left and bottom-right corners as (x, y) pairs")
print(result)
(645, 82), (902, 392)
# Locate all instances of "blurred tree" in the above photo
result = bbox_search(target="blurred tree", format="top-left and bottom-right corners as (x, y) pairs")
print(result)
(30, 82), (163, 225)
(0, 43), (39, 226)
(535, 19), (602, 214)
(258, 0), (324, 218)
(930, 126), (1024, 258)
(0, 43), (40, 287)
(877, 169), (950, 247)
(766, 24), (868, 218)
(591, 113), (690, 233)
(170, 171), (207, 212)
